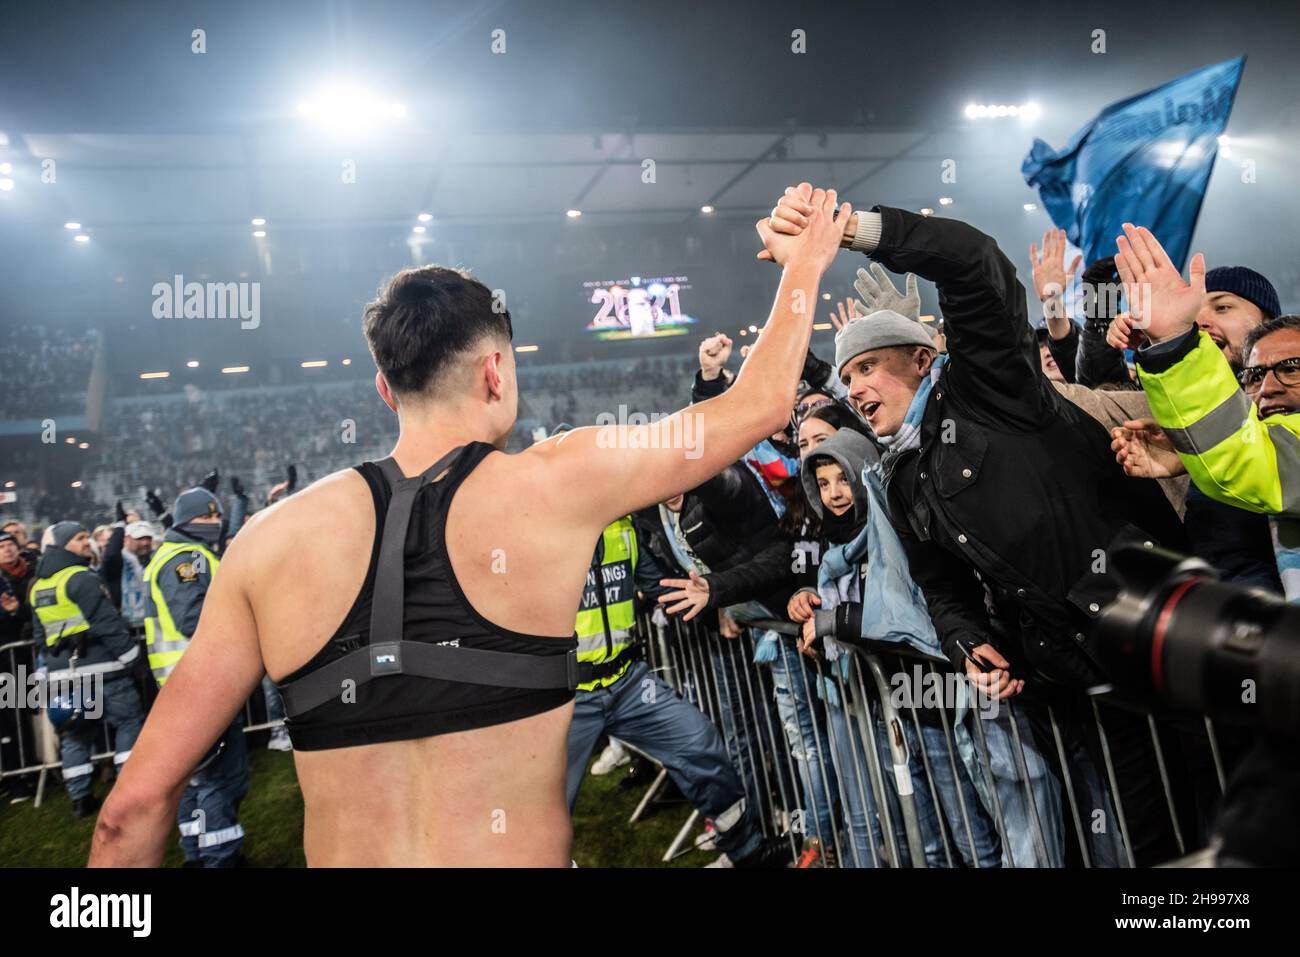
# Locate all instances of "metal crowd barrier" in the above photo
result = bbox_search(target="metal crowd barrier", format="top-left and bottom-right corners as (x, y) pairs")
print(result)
(635, 610), (1229, 868)
(0, 637), (286, 809)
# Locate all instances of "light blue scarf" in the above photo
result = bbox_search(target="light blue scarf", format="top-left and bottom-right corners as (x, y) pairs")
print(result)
(877, 353), (948, 454)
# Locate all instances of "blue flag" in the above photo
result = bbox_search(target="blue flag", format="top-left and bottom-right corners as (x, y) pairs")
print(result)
(1022, 56), (1245, 272)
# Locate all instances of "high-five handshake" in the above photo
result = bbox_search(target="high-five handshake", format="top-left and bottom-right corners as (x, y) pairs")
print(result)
(754, 182), (852, 273)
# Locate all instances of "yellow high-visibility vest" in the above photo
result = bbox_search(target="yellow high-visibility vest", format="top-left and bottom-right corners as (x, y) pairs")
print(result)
(575, 516), (638, 691)
(143, 539), (220, 686)
(31, 566), (93, 646)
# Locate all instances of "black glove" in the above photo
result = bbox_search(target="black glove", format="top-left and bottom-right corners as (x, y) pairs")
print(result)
(286, 465), (298, 495)
(231, 476), (246, 498)
(145, 489), (165, 517)
(114, 500), (126, 523)
(200, 469), (219, 493)
(800, 350), (833, 389)
(1082, 256), (1121, 332)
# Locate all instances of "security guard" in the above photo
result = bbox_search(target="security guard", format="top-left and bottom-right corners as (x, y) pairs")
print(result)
(143, 487), (249, 867)
(30, 521), (146, 818)
(551, 424), (785, 867)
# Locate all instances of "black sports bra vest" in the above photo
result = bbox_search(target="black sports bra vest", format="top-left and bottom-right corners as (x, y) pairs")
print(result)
(274, 442), (578, 751)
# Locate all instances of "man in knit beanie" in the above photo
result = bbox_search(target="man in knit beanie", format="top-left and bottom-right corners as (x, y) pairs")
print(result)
(1197, 266), (1281, 368)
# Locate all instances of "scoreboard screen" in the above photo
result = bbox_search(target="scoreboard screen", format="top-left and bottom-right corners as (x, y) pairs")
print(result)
(582, 274), (697, 340)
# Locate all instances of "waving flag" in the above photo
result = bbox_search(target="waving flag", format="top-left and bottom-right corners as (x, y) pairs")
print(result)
(1022, 56), (1245, 271)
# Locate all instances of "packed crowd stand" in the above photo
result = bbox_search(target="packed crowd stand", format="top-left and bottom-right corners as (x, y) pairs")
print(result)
(2, 186), (1296, 868)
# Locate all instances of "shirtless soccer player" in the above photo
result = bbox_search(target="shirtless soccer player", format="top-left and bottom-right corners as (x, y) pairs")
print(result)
(88, 188), (851, 868)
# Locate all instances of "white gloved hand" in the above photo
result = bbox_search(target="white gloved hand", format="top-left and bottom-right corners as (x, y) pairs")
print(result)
(854, 262), (921, 322)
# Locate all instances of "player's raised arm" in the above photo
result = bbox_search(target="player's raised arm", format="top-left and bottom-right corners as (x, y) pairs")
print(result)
(528, 187), (850, 529)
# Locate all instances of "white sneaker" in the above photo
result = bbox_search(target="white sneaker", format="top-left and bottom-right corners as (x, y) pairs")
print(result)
(590, 740), (629, 775)
(694, 822), (718, 851)
(267, 728), (293, 752)
(704, 853), (733, 868)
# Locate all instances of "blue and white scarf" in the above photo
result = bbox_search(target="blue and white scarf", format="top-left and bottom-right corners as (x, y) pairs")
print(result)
(877, 353), (948, 455)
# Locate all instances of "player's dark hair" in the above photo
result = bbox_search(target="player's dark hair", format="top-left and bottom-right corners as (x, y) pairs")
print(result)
(363, 265), (513, 397)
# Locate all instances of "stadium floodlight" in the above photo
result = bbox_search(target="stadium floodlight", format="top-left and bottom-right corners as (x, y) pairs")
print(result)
(64, 221), (81, 230)
(65, 437), (76, 444)
(341, 358), (352, 366)
(417, 212), (433, 222)
(965, 102), (1041, 121)
(295, 83), (409, 135)
(252, 229), (266, 238)
(0, 179), (14, 192)
(221, 366), (250, 374)
(812, 322), (833, 331)
(74, 233), (90, 242)
(251, 217), (266, 226)
(412, 225), (426, 234)
(700, 205), (715, 214)
(70, 481), (82, 489)
(78, 442), (89, 450)
(3, 481), (14, 489)
(0, 162), (11, 175)
(938, 197), (954, 206)
(301, 360), (328, 368)
(139, 371), (170, 380)
(1024, 203), (1038, 211)
(566, 209), (582, 218)
(186, 360), (199, 368)
(515, 345), (540, 353)
(920, 207), (934, 216)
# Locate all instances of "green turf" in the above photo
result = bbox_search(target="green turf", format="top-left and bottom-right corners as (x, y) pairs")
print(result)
(0, 750), (708, 867)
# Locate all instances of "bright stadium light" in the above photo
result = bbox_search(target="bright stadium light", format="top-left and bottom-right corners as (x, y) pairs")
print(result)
(0, 179), (14, 192)
(64, 221), (81, 230)
(566, 209), (582, 218)
(70, 481), (82, 489)
(295, 83), (409, 135)
(221, 366), (250, 374)
(700, 205), (715, 214)
(1024, 203), (1038, 211)
(301, 360), (328, 368)
(251, 217), (266, 226)
(417, 212), (433, 222)
(186, 360), (199, 368)
(252, 229), (266, 238)
(0, 162), (11, 175)
(74, 233), (90, 242)
(965, 102), (1041, 121)
(412, 225), (426, 234)
(515, 345), (540, 353)
(78, 442), (89, 450)
(938, 197), (954, 206)
(920, 207), (934, 216)
(341, 358), (352, 366)
(140, 371), (170, 379)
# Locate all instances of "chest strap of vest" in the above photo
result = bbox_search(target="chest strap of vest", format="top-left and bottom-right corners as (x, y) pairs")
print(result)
(279, 447), (580, 718)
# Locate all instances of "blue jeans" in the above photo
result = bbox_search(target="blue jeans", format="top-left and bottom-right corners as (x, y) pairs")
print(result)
(767, 634), (839, 852)
(261, 674), (285, 724)
(705, 639), (767, 826)
(566, 660), (762, 861)
(974, 704), (1066, 868)
(59, 674), (144, 801)
(178, 717), (250, 867)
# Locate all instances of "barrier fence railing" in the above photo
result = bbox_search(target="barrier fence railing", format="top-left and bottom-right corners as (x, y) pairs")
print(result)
(0, 637), (285, 808)
(5, 617), (1229, 869)
(637, 610), (1228, 868)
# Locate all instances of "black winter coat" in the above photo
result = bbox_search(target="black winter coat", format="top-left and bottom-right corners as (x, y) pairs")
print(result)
(868, 206), (1186, 691)
(633, 463), (796, 619)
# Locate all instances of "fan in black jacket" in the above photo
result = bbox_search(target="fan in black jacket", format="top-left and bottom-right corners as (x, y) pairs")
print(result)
(762, 189), (1192, 865)
(635, 462), (796, 623)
